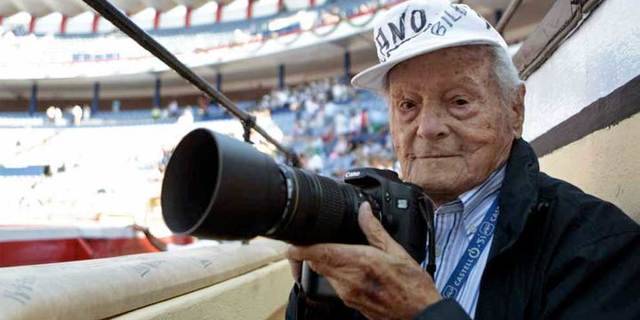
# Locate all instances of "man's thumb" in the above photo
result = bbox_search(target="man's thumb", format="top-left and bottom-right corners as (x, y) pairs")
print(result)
(358, 202), (394, 252)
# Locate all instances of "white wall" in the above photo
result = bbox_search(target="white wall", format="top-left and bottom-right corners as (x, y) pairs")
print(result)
(191, 1), (219, 26)
(522, 0), (640, 141)
(159, 5), (186, 29)
(66, 11), (93, 34)
(253, 0), (280, 18)
(4, 11), (30, 30)
(283, 0), (309, 11)
(131, 7), (156, 30)
(33, 12), (61, 34)
(221, 0), (248, 22)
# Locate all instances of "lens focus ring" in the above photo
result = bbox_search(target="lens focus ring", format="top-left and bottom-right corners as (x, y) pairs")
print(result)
(283, 170), (347, 244)
(312, 175), (346, 241)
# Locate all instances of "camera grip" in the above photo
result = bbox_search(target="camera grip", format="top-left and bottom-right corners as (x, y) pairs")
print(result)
(301, 261), (340, 301)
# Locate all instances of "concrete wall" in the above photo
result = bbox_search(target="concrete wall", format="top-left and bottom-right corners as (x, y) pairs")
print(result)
(538, 113), (640, 220)
(522, 0), (640, 218)
(523, 0), (640, 141)
(113, 260), (292, 320)
(0, 239), (293, 320)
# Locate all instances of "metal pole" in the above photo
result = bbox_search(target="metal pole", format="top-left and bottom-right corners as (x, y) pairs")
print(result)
(82, 0), (295, 161)
(92, 82), (100, 114)
(215, 73), (222, 92)
(344, 51), (351, 84)
(278, 64), (285, 90)
(29, 82), (38, 116)
(495, 0), (524, 34)
(153, 77), (161, 108)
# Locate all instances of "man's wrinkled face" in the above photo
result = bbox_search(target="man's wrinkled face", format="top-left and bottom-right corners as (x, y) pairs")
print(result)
(387, 46), (524, 204)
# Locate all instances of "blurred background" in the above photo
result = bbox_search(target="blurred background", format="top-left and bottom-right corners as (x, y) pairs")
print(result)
(0, 0), (637, 285)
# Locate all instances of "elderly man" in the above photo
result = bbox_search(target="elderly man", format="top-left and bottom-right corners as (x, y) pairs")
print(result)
(285, 0), (640, 319)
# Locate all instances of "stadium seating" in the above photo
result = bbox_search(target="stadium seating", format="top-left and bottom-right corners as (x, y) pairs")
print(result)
(0, 0), (402, 80)
(4, 0), (385, 38)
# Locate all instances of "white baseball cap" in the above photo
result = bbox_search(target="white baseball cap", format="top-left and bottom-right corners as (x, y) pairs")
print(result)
(351, 0), (508, 92)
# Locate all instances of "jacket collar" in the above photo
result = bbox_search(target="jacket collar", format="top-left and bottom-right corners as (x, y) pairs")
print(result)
(489, 138), (540, 260)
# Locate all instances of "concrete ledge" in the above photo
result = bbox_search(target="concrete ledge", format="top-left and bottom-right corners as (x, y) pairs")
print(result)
(0, 239), (288, 320)
(112, 260), (293, 320)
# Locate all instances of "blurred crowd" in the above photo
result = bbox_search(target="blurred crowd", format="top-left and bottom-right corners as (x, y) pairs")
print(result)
(263, 78), (397, 178)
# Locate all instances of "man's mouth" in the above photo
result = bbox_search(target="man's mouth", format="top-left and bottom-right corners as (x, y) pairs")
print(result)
(408, 154), (459, 159)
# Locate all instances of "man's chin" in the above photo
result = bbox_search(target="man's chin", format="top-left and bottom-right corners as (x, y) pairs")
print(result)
(404, 159), (464, 185)
(406, 176), (459, 197)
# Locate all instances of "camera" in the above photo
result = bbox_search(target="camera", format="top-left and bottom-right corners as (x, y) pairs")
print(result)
(161, 128), (435, 300)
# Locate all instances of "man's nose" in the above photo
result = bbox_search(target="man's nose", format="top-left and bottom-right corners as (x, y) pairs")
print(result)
(416, 107), (450, 140)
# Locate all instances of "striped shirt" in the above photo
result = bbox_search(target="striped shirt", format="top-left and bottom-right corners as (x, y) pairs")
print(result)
(421, 166), (505, 318)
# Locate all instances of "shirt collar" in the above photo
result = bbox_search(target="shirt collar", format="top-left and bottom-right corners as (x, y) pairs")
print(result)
(458, 165), (505, 212)
(436, 165), (506, 234)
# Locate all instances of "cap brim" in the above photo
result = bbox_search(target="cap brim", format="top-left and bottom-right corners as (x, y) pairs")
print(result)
(351, 39), (506, 92)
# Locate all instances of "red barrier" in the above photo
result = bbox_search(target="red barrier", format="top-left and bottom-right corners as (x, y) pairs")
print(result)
(0, 237), (163, 267)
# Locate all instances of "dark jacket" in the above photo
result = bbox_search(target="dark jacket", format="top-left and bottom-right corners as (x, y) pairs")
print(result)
(285, 139), (640, 319)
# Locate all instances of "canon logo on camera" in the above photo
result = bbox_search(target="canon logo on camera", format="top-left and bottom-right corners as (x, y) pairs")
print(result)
(345, 171), (361, 178)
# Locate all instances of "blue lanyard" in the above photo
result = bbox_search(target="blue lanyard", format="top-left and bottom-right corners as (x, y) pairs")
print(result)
(441, 197), (500, 299)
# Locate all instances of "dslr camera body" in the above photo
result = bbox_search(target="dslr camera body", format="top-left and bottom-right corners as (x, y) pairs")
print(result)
(301, 167), (433, 300)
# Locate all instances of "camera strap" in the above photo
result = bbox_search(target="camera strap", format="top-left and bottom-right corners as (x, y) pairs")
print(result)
(440, 197), (499, 300)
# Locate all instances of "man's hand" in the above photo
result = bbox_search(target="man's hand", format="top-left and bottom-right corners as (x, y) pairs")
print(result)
(286, 202), (441, 320)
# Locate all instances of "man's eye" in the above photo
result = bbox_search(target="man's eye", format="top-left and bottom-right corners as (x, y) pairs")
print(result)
(398, 101), (416, 112)
(453, 97), (469, 106)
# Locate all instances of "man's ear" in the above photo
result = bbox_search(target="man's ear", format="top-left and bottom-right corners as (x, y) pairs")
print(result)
(511, 84), (526, 138)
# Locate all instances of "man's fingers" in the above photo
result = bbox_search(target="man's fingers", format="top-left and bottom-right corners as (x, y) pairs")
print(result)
(286, 243), (373, 276)
(358, 202), (394, 252)
(287, 244), (351, 267)
(287, 244), (331, 262)
(358, 202), (416, 259)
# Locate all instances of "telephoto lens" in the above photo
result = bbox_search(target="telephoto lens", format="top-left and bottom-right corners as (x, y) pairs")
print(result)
(162, 128), (433, 301)
(161, 128), (366, 245)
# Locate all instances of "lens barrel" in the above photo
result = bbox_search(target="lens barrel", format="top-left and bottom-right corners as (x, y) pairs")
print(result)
(161, 128), (363, 245)
(269, 166), (362, 244)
